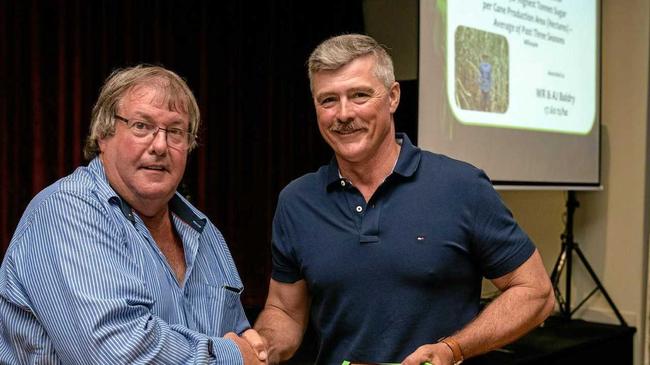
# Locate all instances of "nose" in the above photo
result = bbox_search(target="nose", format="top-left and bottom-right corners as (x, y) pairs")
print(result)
(336, 99), (354, 123)
(148, 129), (169, 155)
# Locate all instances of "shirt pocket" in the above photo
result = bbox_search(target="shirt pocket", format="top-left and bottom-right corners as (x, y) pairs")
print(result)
(184, 282), (245, 337)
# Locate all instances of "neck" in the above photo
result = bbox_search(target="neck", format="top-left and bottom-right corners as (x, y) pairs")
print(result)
(138, 205), (172, 232)
(338, 138), (401, 202)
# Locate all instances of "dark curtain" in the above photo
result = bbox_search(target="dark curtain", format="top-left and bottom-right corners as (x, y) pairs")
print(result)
(0, 0), (365, 307)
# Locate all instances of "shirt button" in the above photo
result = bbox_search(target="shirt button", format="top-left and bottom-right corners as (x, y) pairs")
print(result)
(340, 180), (346, 187)
(207, 339), (214, 355)
(355, 205), (363, 213)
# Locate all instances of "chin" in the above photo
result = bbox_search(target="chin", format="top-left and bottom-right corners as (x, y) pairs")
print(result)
(337, 140), (368, 154)
(335, 150), (368, 163)
(135, 185), (176, 200)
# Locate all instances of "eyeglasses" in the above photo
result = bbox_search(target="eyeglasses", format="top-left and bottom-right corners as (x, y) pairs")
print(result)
(114, 115), (195, 150)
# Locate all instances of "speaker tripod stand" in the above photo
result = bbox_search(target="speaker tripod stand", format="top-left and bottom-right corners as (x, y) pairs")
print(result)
(549, 191), (627, 326)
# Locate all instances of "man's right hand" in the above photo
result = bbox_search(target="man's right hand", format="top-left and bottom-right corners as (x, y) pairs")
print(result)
(224, 331), (267, 364)
(252, 279), (311, 364)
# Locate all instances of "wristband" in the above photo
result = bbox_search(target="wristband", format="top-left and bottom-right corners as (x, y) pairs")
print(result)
(439, 337), (464, 365)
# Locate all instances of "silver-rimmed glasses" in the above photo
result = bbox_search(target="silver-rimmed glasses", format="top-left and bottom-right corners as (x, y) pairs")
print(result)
(114, 115), (195, 150)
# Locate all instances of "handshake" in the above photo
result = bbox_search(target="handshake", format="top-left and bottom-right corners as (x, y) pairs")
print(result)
(225, 329), (269, 364)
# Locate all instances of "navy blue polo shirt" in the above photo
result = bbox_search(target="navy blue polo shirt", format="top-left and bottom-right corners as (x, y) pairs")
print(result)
(271, 133), (535, 364)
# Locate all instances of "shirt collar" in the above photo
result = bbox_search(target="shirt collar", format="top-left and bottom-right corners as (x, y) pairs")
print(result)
(326, 132), (421, 191)
(88, 157), (207, 233)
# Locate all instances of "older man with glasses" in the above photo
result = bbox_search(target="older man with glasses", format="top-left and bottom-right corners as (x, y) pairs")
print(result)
(0, 65), (266, 364)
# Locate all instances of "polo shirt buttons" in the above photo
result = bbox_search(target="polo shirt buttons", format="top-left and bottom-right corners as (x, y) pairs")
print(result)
(355, 205), (363, 213)
(340, 180), (346, 187)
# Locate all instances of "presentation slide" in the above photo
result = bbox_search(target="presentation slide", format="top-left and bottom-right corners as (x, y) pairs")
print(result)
(418, 0), (600, 188)
(448, 0), (596, 134)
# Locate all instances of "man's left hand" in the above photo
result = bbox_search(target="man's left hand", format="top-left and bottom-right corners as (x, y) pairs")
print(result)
(401, 342), (453, 365)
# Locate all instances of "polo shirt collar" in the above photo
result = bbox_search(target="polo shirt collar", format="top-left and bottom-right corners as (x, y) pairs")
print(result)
(88, 157), (207, 233)
(326, 132), (421, 190)
(393, 133), (421, 178)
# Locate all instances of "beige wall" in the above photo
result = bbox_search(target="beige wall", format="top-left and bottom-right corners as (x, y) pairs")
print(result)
(506, 3), (649, 365)
(500, 2), (650, 364)
(365, 0), (650, 364)
(573, 2), (648, 365)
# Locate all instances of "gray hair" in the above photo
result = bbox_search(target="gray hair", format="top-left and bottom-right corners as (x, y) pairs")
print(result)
(83, 65), (200, 160)
(307, 34), (395, 90)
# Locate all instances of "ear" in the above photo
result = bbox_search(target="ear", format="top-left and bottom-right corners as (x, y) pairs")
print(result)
(388, 81), (400, 114)
(97, 138), (106, 153)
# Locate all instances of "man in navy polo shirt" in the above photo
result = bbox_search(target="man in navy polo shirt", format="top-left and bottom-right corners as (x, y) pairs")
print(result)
(252, 34), (554, 365)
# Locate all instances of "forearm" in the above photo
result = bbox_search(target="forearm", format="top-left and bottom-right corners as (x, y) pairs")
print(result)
(6, 303), (242, 364)
(451, 277), (555, 358)
(254, 305), (306, 364)
(168, 324), (244, 364)
(70, 315), (243, 364)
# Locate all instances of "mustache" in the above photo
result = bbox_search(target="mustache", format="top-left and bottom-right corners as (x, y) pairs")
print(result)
(329, 119), (361, 133)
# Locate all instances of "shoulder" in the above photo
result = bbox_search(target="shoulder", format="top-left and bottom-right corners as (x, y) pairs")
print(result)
(6, 170), (114, 261)
(418, 150), (488, 185)
(408, 150), (499, 208)
(1, 176), (121, 296)
(278, 165), (329, 203)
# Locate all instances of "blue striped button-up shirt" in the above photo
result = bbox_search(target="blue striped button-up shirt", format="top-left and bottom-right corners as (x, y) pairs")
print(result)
(0, 158), (250, 364)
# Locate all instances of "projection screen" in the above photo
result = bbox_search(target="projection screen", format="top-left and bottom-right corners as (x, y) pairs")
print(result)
(418, 0), (601, 189)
